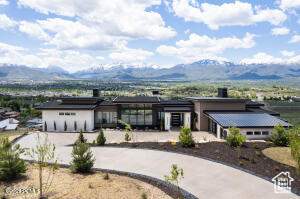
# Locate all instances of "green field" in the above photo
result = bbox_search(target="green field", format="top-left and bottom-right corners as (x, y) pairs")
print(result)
(264, 100), (300, 125)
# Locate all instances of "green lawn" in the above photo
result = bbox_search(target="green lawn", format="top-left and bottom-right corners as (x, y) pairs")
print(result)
(264, 100), (300, 125)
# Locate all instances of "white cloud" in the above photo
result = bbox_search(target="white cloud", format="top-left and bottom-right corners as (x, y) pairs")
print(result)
(19, 21), (50, 40)
(289, 35), (300, 43)
(157, 32), (256, 62)
(0, 42), (102, 72)
(171, 0), (287, 29)
(96, 56), (104, 60)
(18, 0), (176, 50)
(109, 47), (153, 62)
(241, 52), (300, 64)
(271, 27), (290, 35)
(0, 14), (17, 29)
(278, 0), (300, 10)
(184, 29), (190, 34)
(0, 0), (8, 5)
(281, 50), (295, 57)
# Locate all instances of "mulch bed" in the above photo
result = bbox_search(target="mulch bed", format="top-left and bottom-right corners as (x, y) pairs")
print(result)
(105, 141), (300, 194)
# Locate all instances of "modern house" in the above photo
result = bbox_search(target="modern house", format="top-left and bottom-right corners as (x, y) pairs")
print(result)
(36, 88), (292, 139)
(0, 118), (19, 132)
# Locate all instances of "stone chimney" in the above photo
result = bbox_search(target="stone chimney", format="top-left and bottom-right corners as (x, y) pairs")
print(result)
(93, 89), (99, 97)
(152, 90), (159, 96)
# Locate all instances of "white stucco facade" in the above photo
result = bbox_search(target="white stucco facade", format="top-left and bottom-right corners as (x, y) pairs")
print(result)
(223, 127), (276, 139)
(42, 110), (94, 132)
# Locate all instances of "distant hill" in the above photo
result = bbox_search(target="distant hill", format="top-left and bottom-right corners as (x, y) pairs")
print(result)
(0, 60), (299, 81)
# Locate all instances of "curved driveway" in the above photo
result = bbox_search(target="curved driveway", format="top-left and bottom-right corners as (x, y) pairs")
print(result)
(15, 133), (297, 199)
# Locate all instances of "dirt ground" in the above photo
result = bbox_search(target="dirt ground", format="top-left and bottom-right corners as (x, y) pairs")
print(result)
(0, 164), (172, 199)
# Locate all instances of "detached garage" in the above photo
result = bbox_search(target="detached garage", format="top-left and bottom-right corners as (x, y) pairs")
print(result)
(204, 113), (292, 139)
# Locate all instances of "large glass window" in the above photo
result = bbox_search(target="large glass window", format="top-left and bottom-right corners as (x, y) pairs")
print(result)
(121, 104), (153, 126)
(95, 111), (117, 124)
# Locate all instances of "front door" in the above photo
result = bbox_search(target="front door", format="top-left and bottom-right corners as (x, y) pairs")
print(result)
(171, 113), (181, 127)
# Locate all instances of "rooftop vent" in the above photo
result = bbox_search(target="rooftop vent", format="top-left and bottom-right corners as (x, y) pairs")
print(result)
(93, 89), (99, 97)
(218, 88), (228, 98)
(152, 90), (159, 96)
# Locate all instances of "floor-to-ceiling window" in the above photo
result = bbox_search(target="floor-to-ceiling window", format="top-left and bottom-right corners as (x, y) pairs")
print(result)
(121, 104), (153, 126)
(95, 111), (117, 124)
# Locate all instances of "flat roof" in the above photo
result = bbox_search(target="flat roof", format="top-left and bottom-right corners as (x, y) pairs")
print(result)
(164, 107), (192, 112)
(35, 101), (97, 110)
(186, 97), (249, 101)
(206, 113), (292, 128)
(113, 96), (160, 103)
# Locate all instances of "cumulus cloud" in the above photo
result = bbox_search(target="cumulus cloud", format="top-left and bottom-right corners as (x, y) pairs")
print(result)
(19, 21), (50, 40)
(17, 0), (176, 50)
(109, 47), (154, 62)
(271, 27), (290, 35)
(289, 35), (300, 43)
(0, 0), (8, 5)
(281, 50), (295, 57)
(0, 14), (17, 29)
(171, 0), (287, 29)
(241, 52), (300, 64)
(0, 42), (101, 72)
(278, 0), (300, 10)
(157, 32), (256, 62)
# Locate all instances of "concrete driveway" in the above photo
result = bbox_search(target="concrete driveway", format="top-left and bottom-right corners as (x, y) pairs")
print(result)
(15, 133), (298, 199)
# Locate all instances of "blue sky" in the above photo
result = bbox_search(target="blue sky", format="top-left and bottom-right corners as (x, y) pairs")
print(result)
(0, 0), (299, 72)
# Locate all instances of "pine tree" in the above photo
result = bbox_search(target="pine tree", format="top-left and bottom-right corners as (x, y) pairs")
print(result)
(64, 121), (67, 131)
(74, 121), (77, 132)
(75, 129), (87, 144)
(97, 128), (106, 146)
(53, 121), (56, 131)
(44, 121), (47, 132)
(70, 142), (95, 173)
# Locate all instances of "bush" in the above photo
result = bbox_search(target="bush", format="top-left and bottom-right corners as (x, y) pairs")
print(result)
(179, 127), (195, 147)
(75, 129), (87, 144)
(253, 144), (259, 149)
(289, 127), (300, 174)
(70, 142), (95, 173)
(125, 132), (131, 141)
(226, 126), (246, 147)
(64, 121), (67, 131)
(270, 124), (290, 147)
(103, 173), (109, 180)
(141, 193), (147, 199)
(0, 138), (27, 180)
(96, 128), (106, 146)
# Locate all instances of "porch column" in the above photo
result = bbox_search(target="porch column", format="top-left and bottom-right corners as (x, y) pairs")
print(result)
(184, 112), (191, 129)
(165, 112), (171, 130)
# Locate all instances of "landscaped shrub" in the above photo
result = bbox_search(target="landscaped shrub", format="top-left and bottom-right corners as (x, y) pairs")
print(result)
(53, 121), (56, 131)
(0, 138), (27, 180)
(44, 121), (47, 131)
(289, 127), (300, 174)
(226, 126), (246, 147)
(253, 143), (259, 149)
(84, 120), (87, 132)
(164, 164), (184, 199)
(178, 127), (195, 147)
(270, 124), (290, 147)
(103, 173), (109, 180)
(70, 142), (95, 173)
(64, 121), (67, 131)
(118, 120), (132, 141)
(74, 121), (77, 132)
(96, 128), (106, 146)
(75, 129), (87, 144)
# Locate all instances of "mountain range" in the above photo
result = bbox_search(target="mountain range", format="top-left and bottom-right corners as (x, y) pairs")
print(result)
(0, 60), (299, 81)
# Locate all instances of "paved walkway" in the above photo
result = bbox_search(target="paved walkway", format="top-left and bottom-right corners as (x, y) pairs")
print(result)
(15, 133), (297, 199)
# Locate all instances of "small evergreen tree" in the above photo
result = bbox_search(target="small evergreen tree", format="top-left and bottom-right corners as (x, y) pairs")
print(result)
(70, 142), (95, 173)
(226, 126), (246, 147)
(74, 121), (77, 132)
(84, 120), (87, 132)
(179, 127), (195, 147)
(75, 129), (87, 144)
(96, 128), (106, 146)
(64, 121), (67, 131)
(44, 121), (47, 132)
(289, 127), (300, 174)
(0, 137), (27, 180)
(53, 121), (56, 131)
(164, 164), (184, 199)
